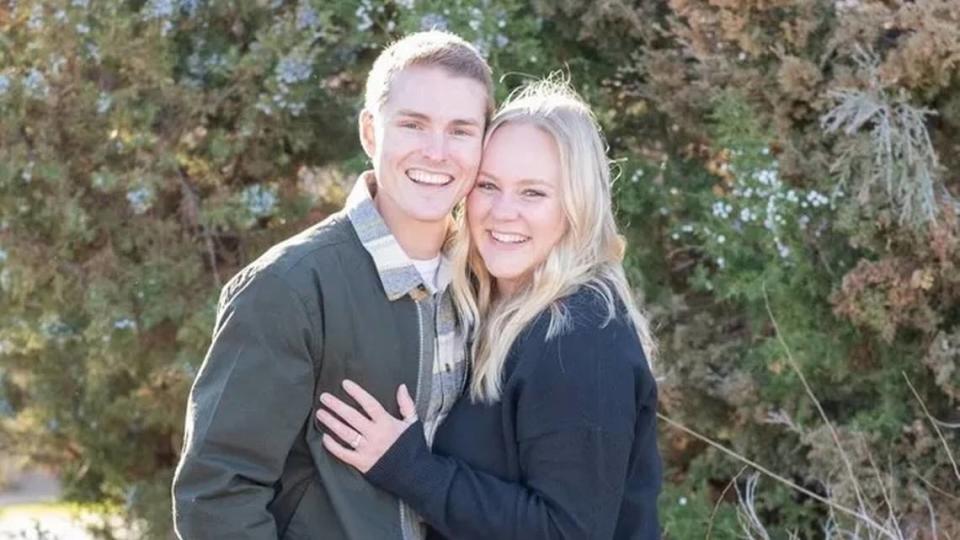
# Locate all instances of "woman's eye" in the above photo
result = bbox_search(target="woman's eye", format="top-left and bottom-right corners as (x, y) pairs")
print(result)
(523, 189), (546, 198)
(476, 181), (497, 191)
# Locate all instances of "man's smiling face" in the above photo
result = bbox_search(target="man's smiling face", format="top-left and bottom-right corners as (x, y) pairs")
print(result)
(360, 65), (488, 227)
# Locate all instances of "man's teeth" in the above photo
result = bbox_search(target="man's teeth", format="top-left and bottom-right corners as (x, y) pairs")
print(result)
(407, 169), (453, 185)
(491, 231), (529, 244)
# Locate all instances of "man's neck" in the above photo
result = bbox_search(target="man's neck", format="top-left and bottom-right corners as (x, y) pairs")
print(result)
(374, 196), (448, 260)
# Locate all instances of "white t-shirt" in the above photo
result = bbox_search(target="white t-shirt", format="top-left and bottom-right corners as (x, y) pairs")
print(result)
(411, 255), (441, 293)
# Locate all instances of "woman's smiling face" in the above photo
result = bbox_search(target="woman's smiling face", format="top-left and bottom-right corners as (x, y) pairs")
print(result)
(467, 122), (568, 296)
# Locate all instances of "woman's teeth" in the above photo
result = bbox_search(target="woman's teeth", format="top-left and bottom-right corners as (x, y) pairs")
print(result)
(407, 169), (453, 185)
(491, 231), (529, 244)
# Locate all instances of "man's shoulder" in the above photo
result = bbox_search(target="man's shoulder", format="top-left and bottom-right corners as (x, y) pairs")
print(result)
(260, 212), (358, 272)
(221, 212), (368, 303)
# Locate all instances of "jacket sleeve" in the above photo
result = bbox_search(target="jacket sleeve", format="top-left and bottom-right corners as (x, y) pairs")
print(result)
(172, 271), (320, 540)
(365, 316), (660, 540)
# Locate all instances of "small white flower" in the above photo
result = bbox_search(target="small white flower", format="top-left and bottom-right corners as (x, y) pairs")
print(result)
(420, 12), (449, 31)
(756, 168), (778, 186)
(127, 186), (154, 214)
(96, 93), (112, 114)
(243, 184), (278, 217)
(28, 5), (44, 31)
(114, 318), (137, 330)
(712, 202), (726, 218)
(717, 234), (726, 244)
(23, 69), (48, 98)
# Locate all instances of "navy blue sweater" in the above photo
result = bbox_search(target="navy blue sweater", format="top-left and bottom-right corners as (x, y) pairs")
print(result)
(366, 288), (662, 539)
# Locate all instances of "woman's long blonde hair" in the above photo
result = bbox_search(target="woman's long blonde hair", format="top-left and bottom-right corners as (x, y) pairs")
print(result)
(450, 77), (658, 403)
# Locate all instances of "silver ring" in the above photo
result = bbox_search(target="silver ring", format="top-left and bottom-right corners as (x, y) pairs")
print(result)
(350, 433), (363, 449)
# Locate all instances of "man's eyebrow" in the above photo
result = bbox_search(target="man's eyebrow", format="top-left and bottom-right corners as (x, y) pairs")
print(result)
(394, 109), (483, 128)
(395, 109), (430, 120)
(450, 118), (483, 128)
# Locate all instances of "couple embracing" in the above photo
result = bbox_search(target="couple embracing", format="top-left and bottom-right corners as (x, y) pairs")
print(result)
(172, 30), (661, 540)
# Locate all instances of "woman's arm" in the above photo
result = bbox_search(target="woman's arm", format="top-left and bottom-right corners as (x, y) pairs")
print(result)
(317, 315), (659, 540)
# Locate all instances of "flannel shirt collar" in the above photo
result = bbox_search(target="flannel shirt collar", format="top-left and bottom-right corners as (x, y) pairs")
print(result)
(346, 171), (453, 301)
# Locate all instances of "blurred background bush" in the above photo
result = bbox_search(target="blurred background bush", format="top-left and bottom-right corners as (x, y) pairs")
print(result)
(0, 0), (957, 538)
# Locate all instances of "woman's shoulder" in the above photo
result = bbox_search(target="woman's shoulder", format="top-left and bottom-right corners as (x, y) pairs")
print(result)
(506, 285), (654, 430)
(513, 284), (645, 376)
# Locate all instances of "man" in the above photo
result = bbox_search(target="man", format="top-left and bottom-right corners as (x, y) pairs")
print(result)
(172, 31), (493, 539)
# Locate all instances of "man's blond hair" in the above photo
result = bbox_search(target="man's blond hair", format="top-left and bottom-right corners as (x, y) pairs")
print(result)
(365, 30), (494, 120)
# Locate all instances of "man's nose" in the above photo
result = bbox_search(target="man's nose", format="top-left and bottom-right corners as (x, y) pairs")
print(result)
(422, 132), (448, 162)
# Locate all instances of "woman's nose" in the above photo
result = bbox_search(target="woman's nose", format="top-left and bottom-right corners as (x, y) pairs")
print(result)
(489, 193), (520, 221)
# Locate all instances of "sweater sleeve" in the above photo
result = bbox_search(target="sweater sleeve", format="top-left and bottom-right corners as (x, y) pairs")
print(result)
(366, 309), (658, 540)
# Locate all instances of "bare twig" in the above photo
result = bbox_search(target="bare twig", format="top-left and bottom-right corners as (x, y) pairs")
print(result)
(902, 371), (960, 483)
(762, 283), (872, 520)
(176, 169), (222, 289)
(910, 470), (960, 503)
(657, 413), (892, 536)
(933, 418), (960, 429)
(706, 466), (747, 540)
(861, 439), (905, 540)
(735, 473), (772, 540)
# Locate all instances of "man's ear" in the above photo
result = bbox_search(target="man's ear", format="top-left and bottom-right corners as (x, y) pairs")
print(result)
(358, 108), (377, 159)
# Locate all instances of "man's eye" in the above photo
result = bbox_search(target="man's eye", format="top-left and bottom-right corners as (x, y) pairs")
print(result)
(400, 122), (422, 129)
(452, 128), (474, 137)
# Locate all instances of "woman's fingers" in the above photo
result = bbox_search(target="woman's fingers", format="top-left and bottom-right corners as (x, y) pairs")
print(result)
(319, 392), (373, 433)
(342, 379), (389, 420)
(321, 434), (358, 467)
(316, 408), (361, 446)
(397, 384), (417, 422)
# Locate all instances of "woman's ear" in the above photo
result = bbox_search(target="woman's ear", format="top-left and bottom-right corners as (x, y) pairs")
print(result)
(358, 109), (377, 159)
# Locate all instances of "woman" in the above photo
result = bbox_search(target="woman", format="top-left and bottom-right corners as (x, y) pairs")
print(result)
(316, 78), (661, 539)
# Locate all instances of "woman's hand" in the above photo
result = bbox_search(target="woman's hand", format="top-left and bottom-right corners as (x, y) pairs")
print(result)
(315, 379), (418, 473)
